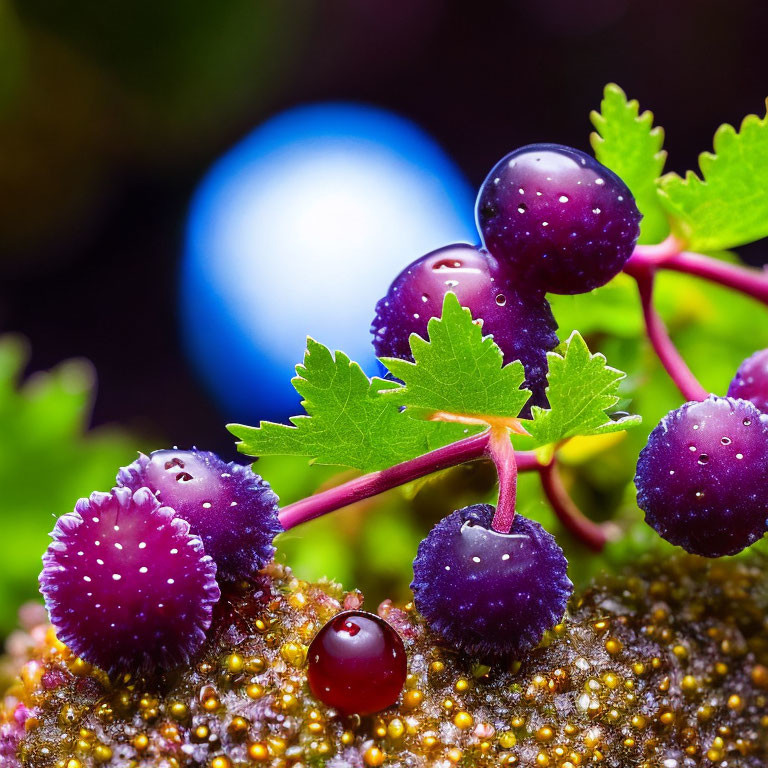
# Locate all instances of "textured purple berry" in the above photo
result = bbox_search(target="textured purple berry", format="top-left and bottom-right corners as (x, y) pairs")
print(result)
(728, 348), (768, 414)
(411, 504), (572, 658)
(118, 449), (281, 581)
(635, 396), (768, 557)
(476, 143), (641, 294)
(371, 244), (558, 412)
(39, 487), (221, 673)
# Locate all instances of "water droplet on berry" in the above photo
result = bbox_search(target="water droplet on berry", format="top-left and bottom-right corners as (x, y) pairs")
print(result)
(698, 454), (709, 465)
(495, 294), (507, 306)
(558, 195), (569, 203)
(517, 203), (527, 214)
(721, 436), (732, 445)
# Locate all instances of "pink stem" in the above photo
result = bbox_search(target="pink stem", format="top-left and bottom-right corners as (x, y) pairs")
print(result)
(627, 240), (768, 306)
(278, 431), (541, 530)
(539, 462), (610, 552)
(488, 429), (518, 534)
(634, 269), (709, 402)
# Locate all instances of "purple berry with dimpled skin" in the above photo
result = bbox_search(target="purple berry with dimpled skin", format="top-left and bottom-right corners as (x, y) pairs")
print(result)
(39, 486), (221, 673)
(635, 396), (768, 557)
(118, 449), (282, 581)
(371, 244), (558, 413)
(728, 348), (768, 414)
(411, 504), (572, 658)
(476, 143), (641, 294)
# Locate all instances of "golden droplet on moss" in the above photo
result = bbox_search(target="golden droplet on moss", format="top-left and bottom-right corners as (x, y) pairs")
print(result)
(364, 746), (385, 766)
(225, 653), (244, 674)
(246, 683), (264, 700)
(631, 715), (647, 730)
(341, 731), (354, 746)
(453, 711), (473, 729)
(193, 725), (210, 742)
(248, 743), (269, 762)
(430, 661), (445, 674)
(66, 760), (82, 768)
(681, 675), (698, 693)
(728, 694), (744, 711)
(394, 689), (418, 710)
(422, 733), (438, 749)
(133, 734), (149, 752)
(280, 642), (307, 668)
(210, 757), (231, 768)
(752, 664), (768, 689)
(536, 751), (550, 767)
(169, 702), (189, 720)
(455, 678), (470, 692)
(228, 716), (249, 736)
(92, 745), (113, 763)
(387, 718), (405, 739)
(605, 637), (622, 655)
(499, 731), (517, 749)
(536, 726), (554, 742)
(447, 748), (463, 763)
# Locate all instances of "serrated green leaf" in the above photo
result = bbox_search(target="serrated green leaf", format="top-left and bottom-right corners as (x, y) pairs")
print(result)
(380, 293), (531, 420)
(590, 83), (668, 245)
(229, 338), (474, 472)
(523, 332), (641, 448)
(658, 102), (768, 251)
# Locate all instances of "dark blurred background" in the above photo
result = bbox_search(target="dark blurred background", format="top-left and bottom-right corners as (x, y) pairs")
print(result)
(3, 0), (767, 451)
(1, 0), (768, 625)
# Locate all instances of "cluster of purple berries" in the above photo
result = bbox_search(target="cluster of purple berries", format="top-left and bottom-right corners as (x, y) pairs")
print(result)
(38, 142), (649, 714)
(635, 349), (768, 557)
(372, 143), (641, 411)
(373, 143), (641, 656)
(40, 450), (281, 672)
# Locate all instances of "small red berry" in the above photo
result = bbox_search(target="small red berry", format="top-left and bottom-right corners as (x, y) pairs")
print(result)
(307, 610), (407, 715)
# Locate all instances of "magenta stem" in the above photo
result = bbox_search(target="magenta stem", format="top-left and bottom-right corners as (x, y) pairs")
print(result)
(278, 431), (541, 531)
(539, 462), (609, 552)
(627, 240), (768, 306)
(633, 269), (709, 402)
(488, 429), (518, 533)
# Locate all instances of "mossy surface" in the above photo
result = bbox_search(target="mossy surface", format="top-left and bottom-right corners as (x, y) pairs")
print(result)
(3, 556), (768, 767)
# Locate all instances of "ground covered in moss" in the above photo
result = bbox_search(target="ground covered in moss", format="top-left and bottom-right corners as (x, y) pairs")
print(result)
(2, 556), (768, 768)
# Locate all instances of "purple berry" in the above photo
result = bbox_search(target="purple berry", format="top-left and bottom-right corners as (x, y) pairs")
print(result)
(371, 244), (558, 412)
(411, 504), (572, 658)
(476, 144), (641, 294)
(728, 348), (768, 414)
(39, 487), (221, 673)
(118, 449), (281, 581)
(635, 396), (768, 557)
(307, 610), (407, 715)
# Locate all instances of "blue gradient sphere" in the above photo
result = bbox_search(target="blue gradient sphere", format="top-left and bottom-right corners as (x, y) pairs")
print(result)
(181, 103), (475, 422)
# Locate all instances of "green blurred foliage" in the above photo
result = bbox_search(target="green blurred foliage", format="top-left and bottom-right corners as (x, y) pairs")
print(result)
(0, 336), (134, 631)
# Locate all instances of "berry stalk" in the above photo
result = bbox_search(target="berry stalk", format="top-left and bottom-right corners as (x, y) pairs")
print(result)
(487, 427), (518, 533)
(278, 432), (541, 531)
(538, 461), (613, 552)
(633, 269), (709, 402)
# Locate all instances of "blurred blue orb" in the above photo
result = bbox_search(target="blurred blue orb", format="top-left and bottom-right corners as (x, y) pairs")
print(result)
(181, 103), (476, 422)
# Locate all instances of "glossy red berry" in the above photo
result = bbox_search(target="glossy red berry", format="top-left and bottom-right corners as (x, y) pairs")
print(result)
(307, 610), (407, 715)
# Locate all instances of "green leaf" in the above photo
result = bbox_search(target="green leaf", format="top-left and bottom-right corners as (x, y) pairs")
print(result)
(229, 338), (473, 472)
(658, 102), (768, 251)
(0, 335), (135, 633)
(523, 331), (641, 448)
(380, 292), (531, 420)
(590, 83), (669, 244)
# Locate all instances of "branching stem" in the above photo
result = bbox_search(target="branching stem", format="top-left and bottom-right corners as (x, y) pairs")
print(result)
(538, 461), (612, 552)
(278, 431), (540, 531)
